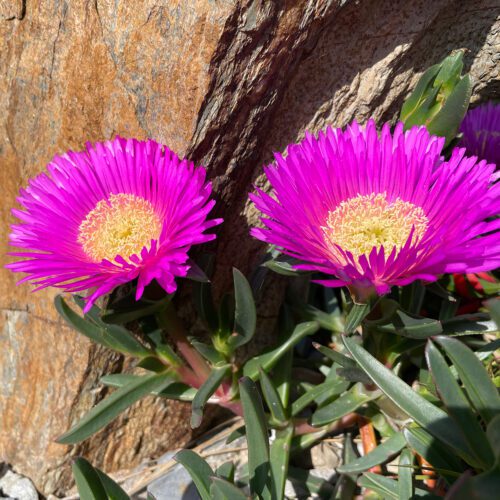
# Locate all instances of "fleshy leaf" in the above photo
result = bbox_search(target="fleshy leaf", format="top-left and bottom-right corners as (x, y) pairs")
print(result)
(239, 377), (272, 499)
(191, 365), (230, 428)
(230, 268), (257, 349)
(174, 450), (213, 500)
(58, 373), (173, 444)
(337, 432), (406, 474)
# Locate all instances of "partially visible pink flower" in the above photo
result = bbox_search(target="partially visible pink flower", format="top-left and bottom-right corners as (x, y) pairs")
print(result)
(7, 137), (221, 312)
(460, 102), (499, 166)
(250, 120), (499, 300)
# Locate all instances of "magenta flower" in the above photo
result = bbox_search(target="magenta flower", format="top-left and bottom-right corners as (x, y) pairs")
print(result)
(460, 102), (499, 166)
(250, 120), (499, 300)
(7, 137), (221, 312)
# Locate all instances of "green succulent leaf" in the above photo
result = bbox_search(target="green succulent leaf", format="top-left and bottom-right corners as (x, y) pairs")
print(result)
(313, 343), (357, 368)
(400, 64), (441, 124)
(191, 365), (231, 428)
(344, 303), (371, 333)
(287, 467), (336, 497)
(311, 383), (378, 427)
(486, 298), (500, 328)
(239, 377), (272, 499)
(274, 350), (293, 409)
(189, 337), (226, 364)
(56, 295), (151, 358)
(427, 74), (472, 146)
(291, 378), (350, 417)
(259, 367), (288, 423)
(343, 337), (476, 464)
(101, 374), (196, 402)
(400, 52), (471, 146)
(72, 457), (108, 500)
(426, 340), (494, 469)
(263, 253), (308, 276)
(337, 432), (406, 474)
(58, 373), (173, 444)
(174, 449), (214, 500)
(487, 414), (500, 465)
(210, 477), (248, 500)
(215, 462), (235, 482)
(243, 321), (319, 380)
(403, 425), (464, 483)
(375, 309), (442, 338)
(230, 268), (257, 349)
(193, 281), (219, 333)
(96, 469), (130, 500)
(398, 449), (414, 500)
(101, 297), (170, 324)
(270, 426), (294, 500)
(436, 336), (500, 424)
(358, 473), (439, 499)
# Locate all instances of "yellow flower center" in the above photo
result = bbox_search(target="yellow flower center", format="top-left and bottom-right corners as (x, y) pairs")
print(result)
(78, 193), (162, 263)
(323, 193), (428, 260)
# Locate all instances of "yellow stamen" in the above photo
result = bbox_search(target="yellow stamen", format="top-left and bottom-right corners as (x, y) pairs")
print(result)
(78, 193), (161, 262)
(323, 193), (428, 262)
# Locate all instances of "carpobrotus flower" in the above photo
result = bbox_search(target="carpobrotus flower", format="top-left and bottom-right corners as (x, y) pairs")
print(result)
(459, 102), (499, 166)
(7, 137), (221, 311)
(250, 120), (499, 301)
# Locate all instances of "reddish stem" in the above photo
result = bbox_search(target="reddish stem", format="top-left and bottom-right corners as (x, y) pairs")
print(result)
(417, 454), (437, 490)
(158, 303), (212, 386)
(358, 416), (382, 474)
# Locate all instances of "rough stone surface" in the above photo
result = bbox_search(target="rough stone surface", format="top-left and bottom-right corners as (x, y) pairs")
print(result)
(0, 469), (38, 500)
(0, 0), (498, 496)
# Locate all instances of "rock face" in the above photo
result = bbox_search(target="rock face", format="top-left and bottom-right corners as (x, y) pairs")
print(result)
(0, 0), (498, 495)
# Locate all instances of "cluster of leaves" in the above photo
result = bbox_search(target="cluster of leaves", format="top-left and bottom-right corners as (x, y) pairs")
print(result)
(61, 51), (499, 499)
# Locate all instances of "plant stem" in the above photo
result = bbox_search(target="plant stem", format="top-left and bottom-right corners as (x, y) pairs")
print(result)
(157, 302), (211, 386)
(358, 416), (382, 473)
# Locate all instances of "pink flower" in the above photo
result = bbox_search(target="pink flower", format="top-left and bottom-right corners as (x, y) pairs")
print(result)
(7, 137), (221, 312)
(460, 102), (499, 166)
(250, 120), (499, 300)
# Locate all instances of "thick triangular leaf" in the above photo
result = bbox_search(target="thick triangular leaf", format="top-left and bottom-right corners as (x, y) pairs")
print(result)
(291, 378), (349, 417)
(344, 303), (371, 333)
(403, 426), (464, 483)
(270, 426), (294, 500)
(244, 321), (319, 380)
(337, 432), (406, 474)
(191, 365), (230, 428)
(239, 377), (272, 499)
(259, 367), (287, 423)
(230, 268), (257, 348)
(436, 336), (500, 424)
(400, 64), (441, 124)
(72, 457), (108, 500)
(398, 448), (414, 500)
(56, 295), (150, 358)
(426, 340), (493, 469)
(358, 473), (438, 499)
(174, 449), (213, 500)
(209, 477), (248, 499)
(376, 309), (442, 338)
(189, 337), (225, 364)
(215, 462), (235, 482)
(101, 297), (170, 324)
(58, 373), (172, 444)
(311, 383), (378, 427)
(343, 337), (475, 464)
(313, 343), (357, 368)
(96, 469), (130, 499)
